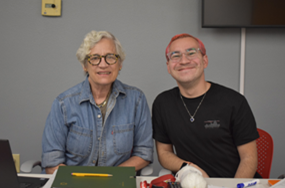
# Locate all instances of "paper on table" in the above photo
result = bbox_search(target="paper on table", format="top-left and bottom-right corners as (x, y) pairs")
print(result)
(42, 169), (58, 188)
(270, 178), (285, 188)
(208, 185), (230, 188)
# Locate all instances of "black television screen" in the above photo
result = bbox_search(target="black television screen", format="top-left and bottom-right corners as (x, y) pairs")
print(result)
(202, 0), (285, 28)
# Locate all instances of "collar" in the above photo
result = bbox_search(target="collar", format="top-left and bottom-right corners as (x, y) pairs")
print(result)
(79, 76), (126, 105)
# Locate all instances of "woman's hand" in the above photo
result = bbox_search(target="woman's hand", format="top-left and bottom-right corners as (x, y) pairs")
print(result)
(45, 163), (66, 174)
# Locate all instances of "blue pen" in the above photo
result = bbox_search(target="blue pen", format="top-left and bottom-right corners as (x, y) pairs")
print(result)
(237, 179), (260, 188)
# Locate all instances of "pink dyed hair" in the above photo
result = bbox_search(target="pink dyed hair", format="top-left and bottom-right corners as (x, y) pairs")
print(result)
(165, 33), (206, 61)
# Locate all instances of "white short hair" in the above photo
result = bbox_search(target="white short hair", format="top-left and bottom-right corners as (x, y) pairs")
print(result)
(76, 30), (125, 66)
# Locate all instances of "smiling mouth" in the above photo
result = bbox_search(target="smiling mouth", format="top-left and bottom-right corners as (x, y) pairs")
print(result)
(178, 67), (195, 71)
(97, 72), (111, 75)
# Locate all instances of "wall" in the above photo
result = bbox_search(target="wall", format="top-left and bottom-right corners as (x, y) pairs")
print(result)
(0, 0), (284, 177)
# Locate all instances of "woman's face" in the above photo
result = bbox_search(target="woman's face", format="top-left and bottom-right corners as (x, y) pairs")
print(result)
(84, 38), (122, 89)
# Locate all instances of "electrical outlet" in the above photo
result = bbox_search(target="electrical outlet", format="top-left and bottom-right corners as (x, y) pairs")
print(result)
(13, 154), (20, 173)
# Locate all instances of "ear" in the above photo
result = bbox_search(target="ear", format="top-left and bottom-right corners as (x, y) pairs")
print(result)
(119, 61), (123, 70)
(166, 61), (171, 74)
(202, 55), (208, 69)
(82, 63), (88, 73)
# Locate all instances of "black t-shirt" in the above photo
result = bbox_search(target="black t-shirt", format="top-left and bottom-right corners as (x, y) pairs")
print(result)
(152, 82), (259, 177)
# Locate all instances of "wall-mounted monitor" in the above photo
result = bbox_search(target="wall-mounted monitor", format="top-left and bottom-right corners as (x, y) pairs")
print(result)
(202, 0), (285, 28)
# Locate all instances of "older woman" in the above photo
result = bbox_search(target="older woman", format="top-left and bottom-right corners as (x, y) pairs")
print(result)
(42, 31), (153, 174)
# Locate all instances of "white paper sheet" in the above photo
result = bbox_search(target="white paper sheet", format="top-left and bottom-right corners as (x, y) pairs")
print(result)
(270, 178), (285, 188)
(208, 185), (231, 188)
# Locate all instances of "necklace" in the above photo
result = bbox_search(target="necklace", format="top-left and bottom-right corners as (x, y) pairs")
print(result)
(96, 90), (111, 108)
(97, 100), (107, 108)
(179, 92), (207, 123)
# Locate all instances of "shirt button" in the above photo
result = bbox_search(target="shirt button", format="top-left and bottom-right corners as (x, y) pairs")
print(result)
(97, 114), (101, 118)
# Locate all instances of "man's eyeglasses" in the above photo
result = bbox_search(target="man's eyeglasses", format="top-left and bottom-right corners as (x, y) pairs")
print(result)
(167, 48), (200, 63)
(87, 53), (120, 66)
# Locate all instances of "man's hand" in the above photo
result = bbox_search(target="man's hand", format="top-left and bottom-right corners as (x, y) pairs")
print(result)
(189, 163), (209, 178)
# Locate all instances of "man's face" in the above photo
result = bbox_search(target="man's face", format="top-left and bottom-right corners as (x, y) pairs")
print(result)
(167, 37), (208, 87)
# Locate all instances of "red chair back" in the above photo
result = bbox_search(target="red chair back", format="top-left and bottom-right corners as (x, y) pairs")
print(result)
(256, 128), (274, 178)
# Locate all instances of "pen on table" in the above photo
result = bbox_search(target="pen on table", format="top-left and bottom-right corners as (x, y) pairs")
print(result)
(237, 179), (260, 188)
(71, 173), (113, 177)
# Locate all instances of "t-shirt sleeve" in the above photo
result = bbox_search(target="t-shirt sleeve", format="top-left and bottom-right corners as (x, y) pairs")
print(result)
(231, 96), (259, 146)
(152, 95), (172, 144)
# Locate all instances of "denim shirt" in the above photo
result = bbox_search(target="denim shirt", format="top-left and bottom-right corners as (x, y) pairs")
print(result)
(42, 76), (153, 169)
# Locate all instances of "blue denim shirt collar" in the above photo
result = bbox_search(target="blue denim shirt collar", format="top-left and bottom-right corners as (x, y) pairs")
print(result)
(79, 76), (126, 105)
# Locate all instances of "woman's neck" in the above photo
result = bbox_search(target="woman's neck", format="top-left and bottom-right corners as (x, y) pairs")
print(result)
(90, 84), (112, 105)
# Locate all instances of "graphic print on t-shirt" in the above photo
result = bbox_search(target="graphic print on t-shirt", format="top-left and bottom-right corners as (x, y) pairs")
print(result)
(204, 120), (220, 129)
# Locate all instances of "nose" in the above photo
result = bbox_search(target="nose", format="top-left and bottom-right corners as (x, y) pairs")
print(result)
(98, 56), (109, 67)
(180, 53), (190, 64)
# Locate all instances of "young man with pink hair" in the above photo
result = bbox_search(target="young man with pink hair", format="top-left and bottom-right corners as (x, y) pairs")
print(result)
(152, 33), (261, 178)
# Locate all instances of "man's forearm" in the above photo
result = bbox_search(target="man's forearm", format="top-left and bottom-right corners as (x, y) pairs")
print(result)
(157, 150), (186, 172)
(234, 157), (257, 178)
(235, 141), (258, 178)
(118, 156), (150, 171)
(155, 141), (188, 172)
(155, 141), (209, 177)
(158, 151), (210, 177)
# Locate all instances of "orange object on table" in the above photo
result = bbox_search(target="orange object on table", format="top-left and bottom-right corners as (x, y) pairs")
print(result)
(268, 180), (280, 186)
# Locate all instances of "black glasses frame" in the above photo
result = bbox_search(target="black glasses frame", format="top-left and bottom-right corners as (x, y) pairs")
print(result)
(87, 53), (120, 66)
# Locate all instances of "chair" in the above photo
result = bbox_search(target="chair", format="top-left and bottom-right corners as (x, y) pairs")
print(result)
(256, 128), (274, 178)
(158, 168), (172, 176)
(20, 160), (42, 173)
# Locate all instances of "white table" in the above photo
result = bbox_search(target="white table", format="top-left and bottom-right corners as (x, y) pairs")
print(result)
(19, 173), (276, 188)
(18, 173), (51, 178)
